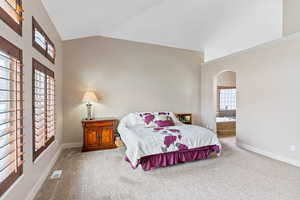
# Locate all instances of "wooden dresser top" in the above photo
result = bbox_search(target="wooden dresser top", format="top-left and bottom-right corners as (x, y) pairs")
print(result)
(82, 117), (118, 123)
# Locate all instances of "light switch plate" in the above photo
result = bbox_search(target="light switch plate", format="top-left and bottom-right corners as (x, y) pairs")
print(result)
(290, 145), (296, 152)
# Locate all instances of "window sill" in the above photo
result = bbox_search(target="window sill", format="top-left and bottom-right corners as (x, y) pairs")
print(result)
(0, 174), (24, 200)
(33, 140), (57, 165)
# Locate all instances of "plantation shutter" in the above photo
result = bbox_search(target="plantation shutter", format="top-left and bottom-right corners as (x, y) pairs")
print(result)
(2, 0), (23, 23)
(32, 59), (55, 161)
(46, 71), (55, 140)
(0, 36), (23, 196)
(32, 17), (56, 63)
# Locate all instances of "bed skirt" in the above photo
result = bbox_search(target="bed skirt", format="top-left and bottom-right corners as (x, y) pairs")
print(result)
(125, 145), (220, 171)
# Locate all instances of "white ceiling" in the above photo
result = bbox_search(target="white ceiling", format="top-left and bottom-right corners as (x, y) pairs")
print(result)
(42, 0), (282, 61)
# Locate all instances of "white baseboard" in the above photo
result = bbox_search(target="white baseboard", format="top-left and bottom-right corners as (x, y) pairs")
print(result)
(25, 146), (62, 200)
(237, 142), (300, 168)
(61, 142), (82, 149)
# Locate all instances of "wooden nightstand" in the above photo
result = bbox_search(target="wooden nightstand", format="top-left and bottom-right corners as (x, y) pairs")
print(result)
(82, 118), (117, 152)
(175, 113), (192, 125)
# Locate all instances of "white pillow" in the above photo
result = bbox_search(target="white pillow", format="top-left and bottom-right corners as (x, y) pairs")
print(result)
(126, 113), (144, 127)
(155, 114), (168, 121)
(125, 112), (182, 127)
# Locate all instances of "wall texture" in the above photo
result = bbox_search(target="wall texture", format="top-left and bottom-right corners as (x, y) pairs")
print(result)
(283, 0), (300, 36)
(0, 1), (63, 200)
(201, 35), (300, 166)
(63, 36), (203, 144)
(217, 71), (236, 87)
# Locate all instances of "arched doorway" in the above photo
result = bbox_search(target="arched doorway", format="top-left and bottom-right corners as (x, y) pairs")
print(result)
(214, 71), (237, 140)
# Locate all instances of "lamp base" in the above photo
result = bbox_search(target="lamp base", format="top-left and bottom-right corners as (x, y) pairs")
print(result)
(86, 103), (93, 120)
(85, 117), (94, 121)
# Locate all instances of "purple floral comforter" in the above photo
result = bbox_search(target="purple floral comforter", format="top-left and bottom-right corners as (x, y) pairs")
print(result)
(118, 115), (221, 168)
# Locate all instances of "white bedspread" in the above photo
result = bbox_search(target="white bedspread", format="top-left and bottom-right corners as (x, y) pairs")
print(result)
(118, 113), (221, 167)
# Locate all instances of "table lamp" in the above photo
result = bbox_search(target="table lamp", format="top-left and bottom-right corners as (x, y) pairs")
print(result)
(82, 91), (98, 120)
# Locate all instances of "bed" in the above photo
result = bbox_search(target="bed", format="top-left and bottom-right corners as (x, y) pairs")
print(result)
(118, 112), (221, 171)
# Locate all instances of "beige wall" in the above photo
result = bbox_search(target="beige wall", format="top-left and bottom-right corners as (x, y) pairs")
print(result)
(217, 71), (236, 87)
(201, 35), (300, 165)
(63, 36), (203, 144)
(0, 1), (63, 200)
(283, 0), (300, 36)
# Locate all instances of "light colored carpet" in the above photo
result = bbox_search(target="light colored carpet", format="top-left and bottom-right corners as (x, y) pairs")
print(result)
(34, 138), (300, 200)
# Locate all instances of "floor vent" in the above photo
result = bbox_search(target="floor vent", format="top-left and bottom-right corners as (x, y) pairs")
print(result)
(50, 170), (62, 180)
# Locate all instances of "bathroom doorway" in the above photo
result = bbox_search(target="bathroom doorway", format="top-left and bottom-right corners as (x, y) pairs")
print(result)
(215, 71), (236, 138)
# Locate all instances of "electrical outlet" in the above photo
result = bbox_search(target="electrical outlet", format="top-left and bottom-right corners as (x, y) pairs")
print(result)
(50, 170), (62, 179)
(290, 145), (296, 152)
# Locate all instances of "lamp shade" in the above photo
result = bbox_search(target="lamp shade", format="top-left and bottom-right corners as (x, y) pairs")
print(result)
(82, 91), (98, 103)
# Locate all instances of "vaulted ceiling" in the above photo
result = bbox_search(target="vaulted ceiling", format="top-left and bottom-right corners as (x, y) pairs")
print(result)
(42, 0), (282, 61)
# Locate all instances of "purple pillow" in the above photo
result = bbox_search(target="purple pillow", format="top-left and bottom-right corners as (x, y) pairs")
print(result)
(155, 119), (174, 127)
(143, 114), (155, 125)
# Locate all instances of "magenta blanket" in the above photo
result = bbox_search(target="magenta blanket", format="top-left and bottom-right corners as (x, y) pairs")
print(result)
(125, 145), (220, 171)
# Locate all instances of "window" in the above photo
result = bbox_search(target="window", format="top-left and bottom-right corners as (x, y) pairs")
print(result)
(218, 87), (236, 111)
(32, 17), (56, 64)
(34, 29), (46, 50)
(32, 59), (55, 161)
(0, 0), (23, 35)
(0, 36), (23, 197)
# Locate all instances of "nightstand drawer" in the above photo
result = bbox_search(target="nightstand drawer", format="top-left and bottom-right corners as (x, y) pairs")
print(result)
(84, 121), (114, 128)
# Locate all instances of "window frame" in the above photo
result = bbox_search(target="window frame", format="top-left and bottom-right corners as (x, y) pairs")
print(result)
(32, 17), (56, 64)
(0, 0), (23, 36)
(217, 86), (236, 112)
(0, 36), (23, 197)
(32, 58), (55, 161)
